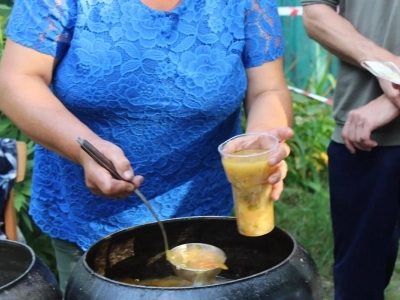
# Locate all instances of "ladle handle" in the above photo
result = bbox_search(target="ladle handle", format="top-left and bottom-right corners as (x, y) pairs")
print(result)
(76, 137), (170, 254)
(77, 137), (133, 185)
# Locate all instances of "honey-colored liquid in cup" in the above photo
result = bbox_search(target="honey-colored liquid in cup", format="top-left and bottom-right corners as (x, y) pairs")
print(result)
(218, 133), (278, 237)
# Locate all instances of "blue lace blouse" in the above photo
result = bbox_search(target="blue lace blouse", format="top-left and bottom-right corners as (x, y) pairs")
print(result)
(6, 0), (283, 250)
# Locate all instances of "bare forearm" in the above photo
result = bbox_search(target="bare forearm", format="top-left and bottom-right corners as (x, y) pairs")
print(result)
(303, 4), (396, 66)
(370, 95), (400, 128)
(245, 90), (293, 133)
(0, 76), (98, 164)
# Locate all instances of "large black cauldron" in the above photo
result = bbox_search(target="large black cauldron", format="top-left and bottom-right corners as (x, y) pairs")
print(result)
(0, 239), (62, 300)
(66, 217), (323, 300)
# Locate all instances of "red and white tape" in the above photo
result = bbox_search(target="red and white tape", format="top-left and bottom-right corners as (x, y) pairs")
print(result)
(288, 86), (334, 105)
(278, 5), (339, 16)
(278, 6), (303, 16)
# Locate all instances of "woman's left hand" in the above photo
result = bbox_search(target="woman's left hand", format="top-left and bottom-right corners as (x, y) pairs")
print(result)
(261, 126), (294, 201)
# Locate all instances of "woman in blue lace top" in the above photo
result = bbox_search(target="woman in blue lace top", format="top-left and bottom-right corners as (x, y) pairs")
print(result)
(0, 0), (293, 292)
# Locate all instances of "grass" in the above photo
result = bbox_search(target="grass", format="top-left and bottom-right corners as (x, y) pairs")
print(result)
(386, 255), (400, 300)
(276, 188), (333, 299)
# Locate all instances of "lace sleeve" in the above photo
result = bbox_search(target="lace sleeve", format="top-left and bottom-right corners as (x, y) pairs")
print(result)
(6, 0), (76, 58)
(243, 0), (284, 68)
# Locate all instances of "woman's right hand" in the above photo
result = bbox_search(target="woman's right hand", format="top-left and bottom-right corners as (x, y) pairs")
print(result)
(78, 139), (144, 199)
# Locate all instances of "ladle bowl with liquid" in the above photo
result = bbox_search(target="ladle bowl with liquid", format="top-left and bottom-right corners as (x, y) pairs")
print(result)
(167, 243), (228, 285)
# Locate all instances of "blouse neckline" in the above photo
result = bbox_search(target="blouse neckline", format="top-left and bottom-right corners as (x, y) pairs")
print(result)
(139, 0), (185, 13)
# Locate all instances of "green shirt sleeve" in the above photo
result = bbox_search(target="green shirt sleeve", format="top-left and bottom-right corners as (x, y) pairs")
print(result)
(301, 0), (339, 10)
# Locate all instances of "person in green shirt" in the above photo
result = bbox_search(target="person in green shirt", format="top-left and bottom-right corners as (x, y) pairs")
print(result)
(302, 1), (400, 299)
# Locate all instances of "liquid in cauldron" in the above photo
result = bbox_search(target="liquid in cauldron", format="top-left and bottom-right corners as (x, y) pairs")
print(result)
(116, 276), (192, 287)
(115, 275), (230, 287)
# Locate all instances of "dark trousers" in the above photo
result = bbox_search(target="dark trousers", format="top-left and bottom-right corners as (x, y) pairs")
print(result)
(52, 238), (84, 296)
(328, 141), (400, 300)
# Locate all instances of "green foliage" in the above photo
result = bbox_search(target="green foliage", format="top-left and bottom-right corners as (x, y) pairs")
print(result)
(305, 52), (337, 98)
(279, 68), (336, 291)
(0, 3), (57, 275)
(276, 95), (335, 285)
(275, 188), (333, 279)
(285, 92), (334, 194)
(0, 4), (11, 58)
(285, 46), (336, 195)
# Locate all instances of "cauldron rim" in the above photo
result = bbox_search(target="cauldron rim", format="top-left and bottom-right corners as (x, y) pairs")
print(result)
(0, 239), (36, 291)
(79, 216), (299, 290)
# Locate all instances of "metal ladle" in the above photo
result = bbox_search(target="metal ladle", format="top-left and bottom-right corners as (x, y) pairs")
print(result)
(167, 243), (228, 286)
(76, 138), (227, 286)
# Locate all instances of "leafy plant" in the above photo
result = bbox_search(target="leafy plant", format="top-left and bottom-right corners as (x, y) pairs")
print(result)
(0, 3), (57, 275)
(306, 51), (337, 98)
(280, 53), (337, 294)
(285, 92), (334, 194)
(276, 91), (335, 287)
(0, 4), (11, 58)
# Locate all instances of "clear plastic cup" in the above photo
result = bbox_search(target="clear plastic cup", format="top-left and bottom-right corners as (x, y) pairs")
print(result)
(218, 132), (278, 237)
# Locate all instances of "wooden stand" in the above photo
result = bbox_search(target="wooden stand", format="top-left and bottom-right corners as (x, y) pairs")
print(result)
(4, 141), (27, 241)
